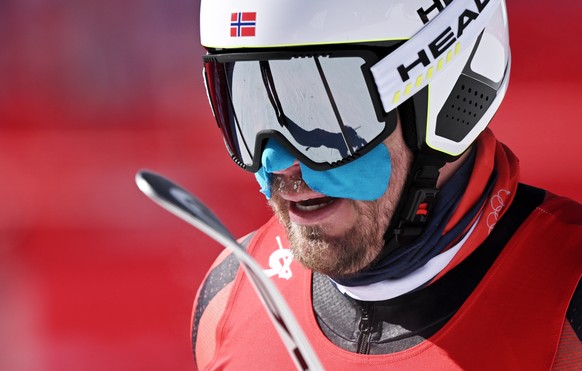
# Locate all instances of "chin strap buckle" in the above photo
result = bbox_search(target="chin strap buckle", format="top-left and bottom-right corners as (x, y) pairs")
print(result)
(392, 156), (443, 246)
(404, 188), (438, 223)
(393, 187), (438, 244)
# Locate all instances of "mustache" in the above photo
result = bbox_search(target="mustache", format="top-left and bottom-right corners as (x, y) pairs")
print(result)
(270, 173), (313, 195)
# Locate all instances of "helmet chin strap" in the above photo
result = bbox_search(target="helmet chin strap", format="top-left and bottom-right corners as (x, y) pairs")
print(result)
(390, 152), (446, 238)
(384, 152), (446, 250)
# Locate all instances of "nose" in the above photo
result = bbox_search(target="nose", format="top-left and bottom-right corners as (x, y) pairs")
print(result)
(272, 160), (301, 176)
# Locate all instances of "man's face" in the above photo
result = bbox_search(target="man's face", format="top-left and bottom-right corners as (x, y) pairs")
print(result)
(268, 120), (413, 277)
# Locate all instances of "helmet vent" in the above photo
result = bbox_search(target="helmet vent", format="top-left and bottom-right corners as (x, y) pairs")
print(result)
(436, 75), (496, 143)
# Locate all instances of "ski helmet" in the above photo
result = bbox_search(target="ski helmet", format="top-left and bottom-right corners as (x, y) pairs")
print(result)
(200, 0), (511, 168)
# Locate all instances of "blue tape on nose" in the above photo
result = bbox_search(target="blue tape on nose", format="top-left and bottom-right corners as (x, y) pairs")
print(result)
(255, 139), (391, 201)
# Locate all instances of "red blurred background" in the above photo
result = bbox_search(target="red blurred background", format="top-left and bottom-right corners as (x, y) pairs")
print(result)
(0, 1), (580, 370)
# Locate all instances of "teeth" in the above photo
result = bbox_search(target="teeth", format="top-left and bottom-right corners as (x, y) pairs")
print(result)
(295, 198), (334, 211)
(295, 203), (325, 211)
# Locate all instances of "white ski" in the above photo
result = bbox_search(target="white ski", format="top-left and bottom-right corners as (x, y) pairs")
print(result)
(135, 170), (324, 371)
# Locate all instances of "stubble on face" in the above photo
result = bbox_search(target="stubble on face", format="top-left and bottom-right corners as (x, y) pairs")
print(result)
(268, 125), (413, 278)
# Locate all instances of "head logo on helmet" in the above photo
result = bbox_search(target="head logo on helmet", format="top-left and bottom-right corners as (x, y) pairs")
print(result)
(398, 0), (493, 83)
(417, 0), (454, 24)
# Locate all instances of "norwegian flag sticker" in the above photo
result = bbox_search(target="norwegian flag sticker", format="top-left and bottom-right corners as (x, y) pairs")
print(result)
(230, 12), (256, 37)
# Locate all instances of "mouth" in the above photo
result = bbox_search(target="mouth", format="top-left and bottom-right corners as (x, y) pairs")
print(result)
(293, 196), (336, 212)
(286, 195), (347, 226)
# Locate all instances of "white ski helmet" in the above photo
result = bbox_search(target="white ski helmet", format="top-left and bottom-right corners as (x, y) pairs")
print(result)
(200, 0), (510, 165)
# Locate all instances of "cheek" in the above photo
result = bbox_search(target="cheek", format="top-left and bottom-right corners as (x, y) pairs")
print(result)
(353, 198), (391, 241)
(268, 197), (290, 223)
(318, 201), (360, 237)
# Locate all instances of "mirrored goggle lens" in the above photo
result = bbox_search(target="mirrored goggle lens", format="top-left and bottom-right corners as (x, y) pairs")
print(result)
(204, 52), (392, 171)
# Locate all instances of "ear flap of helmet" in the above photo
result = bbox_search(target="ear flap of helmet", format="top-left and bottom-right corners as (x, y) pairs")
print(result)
(435, 34), (501, 144)
(404, 2), (511, 162)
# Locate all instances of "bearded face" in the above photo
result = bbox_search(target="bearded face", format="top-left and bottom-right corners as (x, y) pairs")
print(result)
(267, 124), (413, 277)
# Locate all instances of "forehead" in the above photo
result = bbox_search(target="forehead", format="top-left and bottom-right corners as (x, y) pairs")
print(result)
(201, 0), (432, 49)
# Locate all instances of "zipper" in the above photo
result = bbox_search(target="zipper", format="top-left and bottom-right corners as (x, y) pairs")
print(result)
(356, 303), (374, 354)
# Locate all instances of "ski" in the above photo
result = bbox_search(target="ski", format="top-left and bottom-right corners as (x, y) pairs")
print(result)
(135, 170), (323, 371)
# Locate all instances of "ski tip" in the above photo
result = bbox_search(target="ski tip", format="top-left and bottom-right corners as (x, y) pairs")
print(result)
(135, 169), (156, 196)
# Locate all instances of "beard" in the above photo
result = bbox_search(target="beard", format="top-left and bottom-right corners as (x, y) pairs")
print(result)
(268, 175), (395, 278)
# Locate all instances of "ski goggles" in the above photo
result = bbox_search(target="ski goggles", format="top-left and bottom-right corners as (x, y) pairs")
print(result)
(203, 49), (397, 172)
